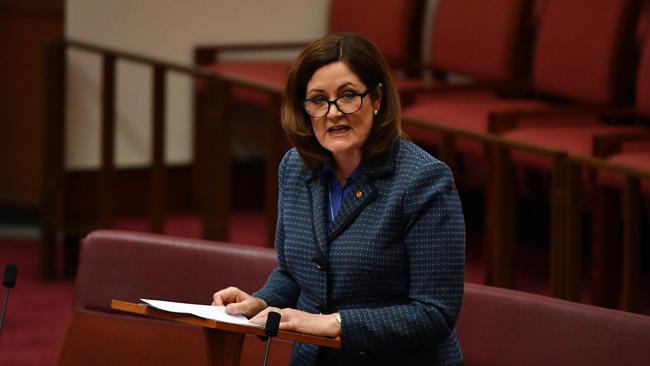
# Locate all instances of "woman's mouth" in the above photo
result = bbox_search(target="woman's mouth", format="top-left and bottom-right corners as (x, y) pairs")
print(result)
(327, 125), (351, 135)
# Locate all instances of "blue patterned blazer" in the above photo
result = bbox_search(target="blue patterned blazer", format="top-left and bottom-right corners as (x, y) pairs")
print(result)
(254, 139), (465, 365)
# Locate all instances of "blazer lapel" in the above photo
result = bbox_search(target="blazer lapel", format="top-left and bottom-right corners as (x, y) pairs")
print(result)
(327, 175), (377, 242)
(305, 176), (329, 264)
(327, 139), (400, 242)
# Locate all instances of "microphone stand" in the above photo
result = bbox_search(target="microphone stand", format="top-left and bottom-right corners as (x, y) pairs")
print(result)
(0, 264), (18, 342)
(261, 311), (281, 366)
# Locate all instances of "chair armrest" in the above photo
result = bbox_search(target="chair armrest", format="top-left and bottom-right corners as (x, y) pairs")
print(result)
(593, 130), (650, 157)
(488, 105), (637, 133)
(194, 41), (311, 65)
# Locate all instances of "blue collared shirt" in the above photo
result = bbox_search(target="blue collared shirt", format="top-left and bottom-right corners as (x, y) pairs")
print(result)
(322, 161), (361, 230)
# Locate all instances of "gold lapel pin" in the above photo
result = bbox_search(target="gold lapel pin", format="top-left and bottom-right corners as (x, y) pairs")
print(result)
(355, 191), (363, 198)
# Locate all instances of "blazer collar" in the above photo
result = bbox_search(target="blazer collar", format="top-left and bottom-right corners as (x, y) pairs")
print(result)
(304, 138), (400, 184)
(304, 139), (400, 252)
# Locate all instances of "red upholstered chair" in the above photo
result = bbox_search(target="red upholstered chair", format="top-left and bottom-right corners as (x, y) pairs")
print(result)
(403, 0), (642, 294)
(458, 283), (650, 366)
(193, 0), (426, 245)
(590, 139), (650, 311)
(57, 230), (292, 366)
(194, 0), (426, 106)
(401, 0), (535, 169)
(403, 0), (640, 176)
(486, 5), (647, 303)
(586, 31), (650, 311)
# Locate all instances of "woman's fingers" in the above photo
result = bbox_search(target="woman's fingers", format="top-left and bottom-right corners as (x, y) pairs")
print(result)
(249, 306), (278, 325)
(225, 298), (260, 316)
(212, 286), (247, 306)
(249, 309), (340, 337)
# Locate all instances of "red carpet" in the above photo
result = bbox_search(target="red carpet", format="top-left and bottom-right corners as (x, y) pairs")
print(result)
(0, 239), (73, 366)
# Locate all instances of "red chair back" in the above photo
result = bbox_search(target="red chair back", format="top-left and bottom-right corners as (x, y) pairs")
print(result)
(532, 0), (640, 104)
(637, 31), (650, 116)
(430, 0), (534, 80)
(328, 0), (425, 65)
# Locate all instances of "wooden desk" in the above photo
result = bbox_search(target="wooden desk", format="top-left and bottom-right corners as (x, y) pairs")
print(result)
(111, 300), (341, 366)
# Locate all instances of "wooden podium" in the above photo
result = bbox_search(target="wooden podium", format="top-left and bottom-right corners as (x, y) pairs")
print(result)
(111, 300), (341, 366)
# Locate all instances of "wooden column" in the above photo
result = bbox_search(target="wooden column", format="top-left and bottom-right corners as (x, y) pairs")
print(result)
(41, 41), (66, 279)
(438, 133), (457, 173)
(549, 154), (568, 298)
(487, 143), (515, 288)
(99, 54), (116, 228)
(150, 65), (167, 233)
(621, 176), (641, 311)
(591, 185), (622, 307)
(563, 161), (582, 301)
(265, 92), (283, 247)
(202, 77), (230, 241)
(203, 329), (245, 366)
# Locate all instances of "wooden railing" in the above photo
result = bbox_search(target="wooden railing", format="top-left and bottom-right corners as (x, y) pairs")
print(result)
(42, 39), (233, 279)
(403, 114), (650, 311)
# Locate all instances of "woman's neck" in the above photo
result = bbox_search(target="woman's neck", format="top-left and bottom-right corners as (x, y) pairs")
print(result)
(332, 150), (361, 186)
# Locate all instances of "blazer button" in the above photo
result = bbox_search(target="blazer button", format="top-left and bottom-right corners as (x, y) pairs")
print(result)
(313, 257), (325, 271)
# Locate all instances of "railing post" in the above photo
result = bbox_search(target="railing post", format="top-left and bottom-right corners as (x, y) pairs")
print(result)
(41, 41), (66, 280)
(202, 76), (230, 241)
(486, 142), (515, 288)
(621, 176), (641, 311)
(550, 153), (568, 298)
(100, 54), (116, 228)
(563, 160), (582, 301)
(265, 92), (284, 247)
(150, 65), (167, 233)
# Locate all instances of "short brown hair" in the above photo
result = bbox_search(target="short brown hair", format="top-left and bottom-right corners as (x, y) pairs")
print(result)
(282, 33), (404, 170)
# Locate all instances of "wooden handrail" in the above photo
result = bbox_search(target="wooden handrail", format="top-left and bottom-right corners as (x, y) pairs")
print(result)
(66, 39), (213, 77)
(403, 113), (649, 305)
(41, 39), (233, 278)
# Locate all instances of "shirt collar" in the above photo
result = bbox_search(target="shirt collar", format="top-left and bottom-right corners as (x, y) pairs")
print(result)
(321, 160), (361, 188)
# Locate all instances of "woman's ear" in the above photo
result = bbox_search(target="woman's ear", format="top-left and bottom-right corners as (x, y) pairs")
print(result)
(373, 83), (383, 111)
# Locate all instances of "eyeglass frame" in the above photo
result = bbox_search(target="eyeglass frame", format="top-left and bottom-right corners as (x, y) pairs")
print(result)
(302, 90), (371, 118)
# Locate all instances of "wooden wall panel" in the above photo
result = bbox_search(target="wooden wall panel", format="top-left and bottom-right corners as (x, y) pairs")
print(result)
(0, 0), (63, 206)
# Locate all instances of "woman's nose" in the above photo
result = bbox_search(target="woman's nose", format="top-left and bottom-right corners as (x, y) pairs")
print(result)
(326, 101), (343, 119)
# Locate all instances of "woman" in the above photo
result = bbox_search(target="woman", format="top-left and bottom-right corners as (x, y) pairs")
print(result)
(213, 33), (465, 365)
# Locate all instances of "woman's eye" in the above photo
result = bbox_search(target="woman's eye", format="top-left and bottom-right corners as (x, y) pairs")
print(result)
(309, 97), (327, 104)
(340, 92), (357, 101)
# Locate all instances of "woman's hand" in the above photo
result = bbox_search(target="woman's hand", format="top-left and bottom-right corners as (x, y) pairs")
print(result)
(249, 307), (341, 338)
(211, 287), (267, 318)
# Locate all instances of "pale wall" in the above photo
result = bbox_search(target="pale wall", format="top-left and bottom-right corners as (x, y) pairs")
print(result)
(65, 0), (330, 169)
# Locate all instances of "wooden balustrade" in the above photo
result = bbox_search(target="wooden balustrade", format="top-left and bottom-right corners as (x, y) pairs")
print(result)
(42, 39), (232, 279)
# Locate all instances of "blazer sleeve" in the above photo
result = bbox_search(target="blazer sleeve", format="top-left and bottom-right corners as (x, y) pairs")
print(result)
(339, 161), (465, 353)
(252, 150), (301, 308)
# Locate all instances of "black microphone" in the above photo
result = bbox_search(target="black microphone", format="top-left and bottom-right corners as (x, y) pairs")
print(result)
(1, 264), (18, 341)
(262, 311), (281, 366)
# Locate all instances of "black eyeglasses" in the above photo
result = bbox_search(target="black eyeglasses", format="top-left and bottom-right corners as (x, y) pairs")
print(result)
(303, 90), (370, 118)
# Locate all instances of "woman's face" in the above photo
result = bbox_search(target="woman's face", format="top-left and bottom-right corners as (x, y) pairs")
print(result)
(305, 61), (381, 160)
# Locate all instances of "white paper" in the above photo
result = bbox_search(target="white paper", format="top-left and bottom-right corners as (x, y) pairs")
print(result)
(141, 299), (262, 328)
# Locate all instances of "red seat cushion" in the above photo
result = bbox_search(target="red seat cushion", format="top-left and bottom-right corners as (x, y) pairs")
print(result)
(402, 92), (546, 156)
(635, 25), (650, 116)
(503, 122), (647, 171)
